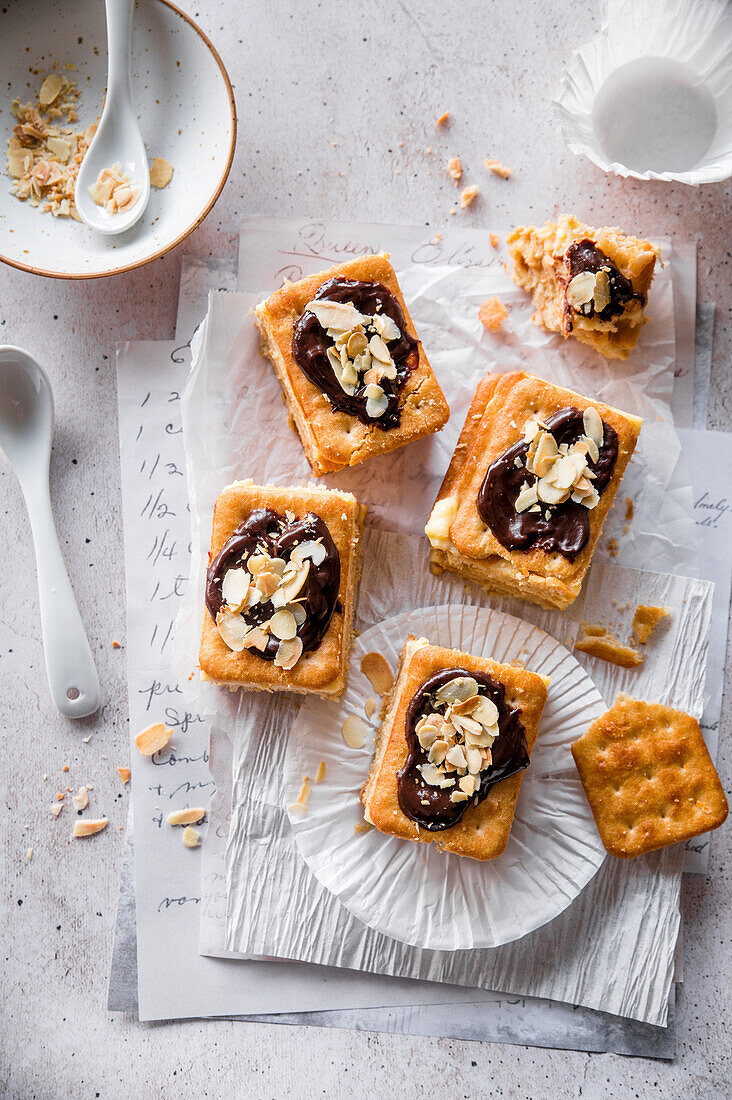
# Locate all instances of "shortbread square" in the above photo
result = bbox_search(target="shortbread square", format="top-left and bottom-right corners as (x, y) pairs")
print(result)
(571, 694), (728, 858)
(254, 253), (449, 476)
(360, 637), (549, 861)
(507, 214), (660, 360)
(199, 481), (366, 696)
(425, 371), (642, 609)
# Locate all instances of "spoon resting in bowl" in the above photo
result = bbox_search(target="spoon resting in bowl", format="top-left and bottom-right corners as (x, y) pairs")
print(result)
(75, 0), (150, 235)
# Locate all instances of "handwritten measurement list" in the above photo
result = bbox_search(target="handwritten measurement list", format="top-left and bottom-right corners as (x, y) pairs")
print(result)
(117, 342), (219, 1018)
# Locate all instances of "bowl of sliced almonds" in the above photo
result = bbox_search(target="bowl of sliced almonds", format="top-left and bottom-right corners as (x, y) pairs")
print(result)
(0, 0), (236, 278)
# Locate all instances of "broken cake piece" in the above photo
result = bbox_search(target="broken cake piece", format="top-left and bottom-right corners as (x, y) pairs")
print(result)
(507, 215), (660, 360)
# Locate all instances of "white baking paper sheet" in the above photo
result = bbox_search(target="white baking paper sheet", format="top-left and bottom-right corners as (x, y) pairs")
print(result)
(285, 604), (608, 951)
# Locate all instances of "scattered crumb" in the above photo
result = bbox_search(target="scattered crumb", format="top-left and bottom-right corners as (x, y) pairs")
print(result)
(625, 497), (634, 522)
(112, 640), (121, 649)
(460, 184), (479, 209)
(56, 791), (64, 802)
(182, 826), (200, 848)
(364, 696), (377, 719)
(167, 808), (205, 826)
(478, 296), (508, 331)
(447, 156), (462, 183)
(135, 722), (173, 757)
(607, 538), (619, 558)
(73, 818), (109, 838)
(88, 163), (140, 214)
(62, 764), (69, 773)
(315, 761), (326, 784)
(574, 623), (644, 669)
(485, 157), (513, 179)
(632, 605), (671, 645)
(490, 232), (500, 248)
(354, 822), (372, 835)
(150, 156), (174, 189)
(27, 847), (33, 861)
(82, 735), (92, 744)
(117, 766), (131, 785)
(50, 804), (63, 818)
(435, 110), (450, 127)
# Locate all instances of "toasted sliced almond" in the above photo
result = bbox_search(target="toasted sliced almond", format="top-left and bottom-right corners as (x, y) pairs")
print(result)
(593, 269), (611, 313)
(419, 762), (444, 786)
(515, 482), (538, 513)
(567, 271), (596, 309)
(450, 790), (469, 803)
(346, 330), (368, 357)
(290, 540), (327, 567)
(72, 786), (89, 812)
(274, 636), (303, 669)
(73, 818), (108, 838)
(583, 407), (604, 448)
(39, 73), (63, 106)
(434, 677), (479, 705)
(135, 723), (172, 756)
(428, 739), (449, 765)
(364, 382), (388, 419)
(532, 431), (559, 477)
(117, 767), (131, 785)
(342, 715), (367, 749)
(306, 299), (368, 332)
(372, 313), (400, 341)
(167, 807), (206, 826)
(221, 567), (251, 611)
(368, 333), (392, 363)
(360, 652), (393, 694)
(269, 609), (298, 641)
(150, 156), (174, 189)
(470, 696), (499, 727)
(536, 477), (568, 505)
(182, 826), (200, 848)
(216, 609), (251, 651)
(277, 560), (310, 604)
(365, 696), (377, 719)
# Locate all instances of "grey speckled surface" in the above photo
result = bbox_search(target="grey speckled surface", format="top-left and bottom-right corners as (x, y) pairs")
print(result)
(1, 1), (730, 1097)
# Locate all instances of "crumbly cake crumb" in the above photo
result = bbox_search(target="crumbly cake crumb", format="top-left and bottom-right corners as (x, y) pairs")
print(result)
(574, 622), (644, 668)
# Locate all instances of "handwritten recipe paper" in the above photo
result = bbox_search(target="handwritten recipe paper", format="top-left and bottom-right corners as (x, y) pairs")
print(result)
(117, 341), (504, 1021)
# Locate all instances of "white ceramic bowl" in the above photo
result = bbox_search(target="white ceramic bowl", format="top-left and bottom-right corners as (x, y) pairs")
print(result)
(0, 0), (236, 278)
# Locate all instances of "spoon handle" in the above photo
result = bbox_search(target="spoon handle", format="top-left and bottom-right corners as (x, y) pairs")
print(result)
(105, 0), (134, 107)
(25, 481), (101, 718)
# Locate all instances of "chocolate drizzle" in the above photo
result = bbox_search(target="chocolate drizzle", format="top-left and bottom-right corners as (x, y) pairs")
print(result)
(291, 276), (419, 429)
(205, 508), (340, 660)
(477, 407), (619, 561)
(397, 668), (529, 832)
(564, 239), (644, 330)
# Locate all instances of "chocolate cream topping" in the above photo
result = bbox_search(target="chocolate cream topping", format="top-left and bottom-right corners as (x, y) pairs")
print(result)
(564, 239), (644, 329)
(397, 667), (529, 831)
(291, 276), (419, 429)
(205, 508), (340, 660)
(477, 407), (619, 561)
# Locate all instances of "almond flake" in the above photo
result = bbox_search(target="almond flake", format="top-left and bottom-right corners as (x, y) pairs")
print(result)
(360, 652), (394, 695)
(149, 156), (174, 189)
(567, 271), (596, 309)
(342, 715), (367, 749)
(73, 818), (109, 838)
(39, 73), (63, 107)
(182, 826), (200, 848)
(307, 299), (368, 333)
(290, 540), (327, 567)
(274, 636), (303, 670)
(167, 808), (206, 826)
(583, 407), (604, 448)
(72, 786), (89, 812)
(269, 609), (297, 641)
(135, 723), (172, 757)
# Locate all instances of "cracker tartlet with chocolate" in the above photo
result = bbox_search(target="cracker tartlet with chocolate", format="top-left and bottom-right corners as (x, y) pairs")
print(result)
(360, 636), (549, 860)
(254, 253), (449, 476)
(507, 214), (660, 360)
(199, 481), (366, 696)
(425, 371), (642, 610)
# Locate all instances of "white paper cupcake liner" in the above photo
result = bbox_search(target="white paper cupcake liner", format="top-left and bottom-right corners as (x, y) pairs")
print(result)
(283, 604), (607, 952)
(554, 0), (732, 184)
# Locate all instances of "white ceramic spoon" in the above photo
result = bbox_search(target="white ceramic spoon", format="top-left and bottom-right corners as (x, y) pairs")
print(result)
(74, 0), (150, 235)
(0, 347), (101, 718)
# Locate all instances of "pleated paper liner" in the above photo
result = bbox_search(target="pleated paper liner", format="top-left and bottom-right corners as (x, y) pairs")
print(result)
(283, 604), (607, 952)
